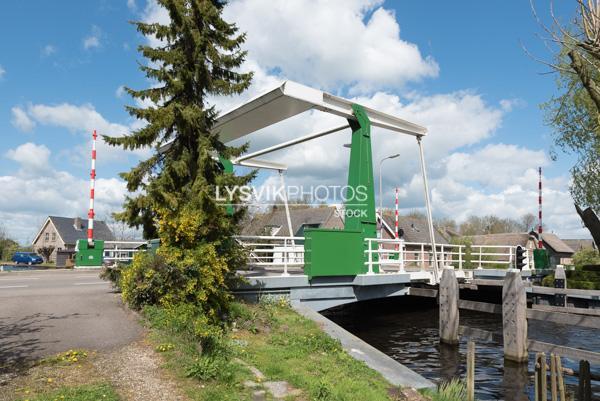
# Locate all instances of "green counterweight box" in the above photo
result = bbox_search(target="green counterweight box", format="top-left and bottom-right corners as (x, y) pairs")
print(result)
(75, 239), (104, 267)
(304, 229), (377, 279)
(533, 248), (549, 270)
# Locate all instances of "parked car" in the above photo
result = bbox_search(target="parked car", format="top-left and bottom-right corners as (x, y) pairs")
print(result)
(12, 252), (43, 265)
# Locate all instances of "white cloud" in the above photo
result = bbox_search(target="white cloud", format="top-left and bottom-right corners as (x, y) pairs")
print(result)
(41, 44), (56, 57)
(1, 143), (129, 243)
(499, 98), (526, 112)
(127, 0), (137, 11)
(0, 64), (5, 79)
(5, 143), (51, 175)
(13, 102), (150, 164)
(11, 106), (36, 132)
(28, 103), (127, 136)
(83, 26), (102, 50)
(443, 144), (547, 189)
(115, 85), (126, 98)
(224, 0), (438, 93)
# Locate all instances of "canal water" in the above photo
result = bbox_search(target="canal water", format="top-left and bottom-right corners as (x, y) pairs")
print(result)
(324, 297), (600, 401)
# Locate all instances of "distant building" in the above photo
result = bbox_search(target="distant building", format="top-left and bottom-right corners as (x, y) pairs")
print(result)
(562, 238), (597, 252)
(468, 232), (574, 268)
(378, 212), (449, 268)
(32, 216), (115, 263)
(241, 206), (344, 237)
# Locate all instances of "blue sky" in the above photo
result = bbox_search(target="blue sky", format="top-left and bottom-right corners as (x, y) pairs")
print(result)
(0, 0), (589, 243)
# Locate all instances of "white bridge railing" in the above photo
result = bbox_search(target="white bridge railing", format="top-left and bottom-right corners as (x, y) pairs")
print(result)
(365, 238), (524, 275)
(234, 235), (527, 276)
(103, 241), (147, 264)
(235, 235), (305, 276)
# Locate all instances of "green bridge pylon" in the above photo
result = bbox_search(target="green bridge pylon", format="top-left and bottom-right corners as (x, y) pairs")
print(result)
(304, 104), (379, 279)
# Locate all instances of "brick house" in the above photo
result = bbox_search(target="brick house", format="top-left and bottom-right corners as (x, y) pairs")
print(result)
(32, 216), (115, 263)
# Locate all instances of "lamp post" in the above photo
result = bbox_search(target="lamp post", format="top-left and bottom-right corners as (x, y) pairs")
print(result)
(379, 154), (400, 240)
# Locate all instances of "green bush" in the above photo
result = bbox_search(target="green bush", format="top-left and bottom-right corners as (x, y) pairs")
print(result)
(423, 379), (468, 401)
(144, 303), (225, 350)
(541, 268), (600, 290)
(99, 265), (124, 290)
(120, 243), (233, 323)
(573, 248), (600, 269)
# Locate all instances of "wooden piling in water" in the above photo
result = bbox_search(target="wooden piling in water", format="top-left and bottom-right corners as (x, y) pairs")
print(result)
(578, 360), (592, 401)
(541, 353), (548, 401)
(467, 340), (475, 401)
(550, 353), (557, 401)
(502, 270), (528, 362)
(439, 267), (459, 345)
(556, 355), (566, 401)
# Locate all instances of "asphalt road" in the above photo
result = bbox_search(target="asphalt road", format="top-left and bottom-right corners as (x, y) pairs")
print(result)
(0, 269), (142, 372)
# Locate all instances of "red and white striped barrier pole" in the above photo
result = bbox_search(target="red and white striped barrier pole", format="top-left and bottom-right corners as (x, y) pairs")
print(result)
(87, 130), (97, 246)
(538, 166), (543, 249)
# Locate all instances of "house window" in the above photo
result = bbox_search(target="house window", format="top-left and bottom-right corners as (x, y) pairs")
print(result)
(45, 233), (49, 241)
(51, 233), (56, 242)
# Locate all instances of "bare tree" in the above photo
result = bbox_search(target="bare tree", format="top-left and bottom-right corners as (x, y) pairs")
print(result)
(37, 246), (55, 263)
(530, 0), (600, 245)
(520, 213), (537, 232)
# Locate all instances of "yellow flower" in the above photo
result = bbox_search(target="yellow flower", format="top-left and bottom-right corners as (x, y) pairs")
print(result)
(47, 378), (53, 383)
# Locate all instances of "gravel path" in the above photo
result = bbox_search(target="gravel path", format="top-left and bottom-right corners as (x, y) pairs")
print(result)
(94, 340), (188, 401)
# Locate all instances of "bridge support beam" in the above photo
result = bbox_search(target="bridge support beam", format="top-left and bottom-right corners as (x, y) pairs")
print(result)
(502, 270), (528, 362)
(439, 267), (459, 345)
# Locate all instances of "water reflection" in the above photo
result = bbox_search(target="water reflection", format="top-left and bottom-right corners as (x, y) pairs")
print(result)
(503, 361), (529, 401)
(325, 297), (600, 401)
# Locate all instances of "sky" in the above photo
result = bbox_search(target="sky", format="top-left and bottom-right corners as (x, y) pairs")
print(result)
(0, 0), (591, 244)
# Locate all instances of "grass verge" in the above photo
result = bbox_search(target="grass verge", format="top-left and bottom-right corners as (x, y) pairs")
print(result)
(4, 350), (120, 401)
(143, 299), (434, 401)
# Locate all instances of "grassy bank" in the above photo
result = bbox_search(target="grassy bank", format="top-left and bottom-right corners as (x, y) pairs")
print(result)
(144, 299), (400, 400)
(5, 300), (467, 401)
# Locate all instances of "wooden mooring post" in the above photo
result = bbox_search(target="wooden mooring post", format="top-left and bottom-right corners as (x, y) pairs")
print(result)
(466, 340), (475, 401)
(578, 360), (592, 401)
(502, 270), (528, 362)
(533, 352), (572, 401)
(439, 267), (459, 345)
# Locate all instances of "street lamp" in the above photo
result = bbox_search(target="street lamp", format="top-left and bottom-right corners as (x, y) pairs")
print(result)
(379, 154), (400, 240)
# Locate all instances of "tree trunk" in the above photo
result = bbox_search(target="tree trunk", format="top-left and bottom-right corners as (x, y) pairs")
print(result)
(575, 204), (600, 248)
(568, 50), (600, 113)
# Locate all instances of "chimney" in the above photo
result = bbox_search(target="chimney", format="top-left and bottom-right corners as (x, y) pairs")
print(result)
(74, 217), (83, 230)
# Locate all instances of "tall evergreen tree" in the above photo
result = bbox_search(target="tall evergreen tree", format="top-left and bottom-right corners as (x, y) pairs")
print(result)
(105, 0), (254, 318)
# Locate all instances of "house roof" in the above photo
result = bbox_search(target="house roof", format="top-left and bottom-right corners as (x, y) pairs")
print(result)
(468, 231), (575, 254)
(240, 206), (341, 237)
(562, 238), (597, 251)
(539, 232), (574, 254)
(469, 233), (531, 247)
(380, 213), (448, 244)
(45, 216), (115, 244)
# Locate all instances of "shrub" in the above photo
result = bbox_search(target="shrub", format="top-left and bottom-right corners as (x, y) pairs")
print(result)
(100, 265), (124, 290)
(573, 248), (600, 269)
(423, 379), (467, 401)
(120, 243), (234, 324)
(144, 303), (225, 352)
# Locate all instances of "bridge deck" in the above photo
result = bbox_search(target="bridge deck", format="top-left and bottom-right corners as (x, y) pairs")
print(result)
(234, 268), (440, 311)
